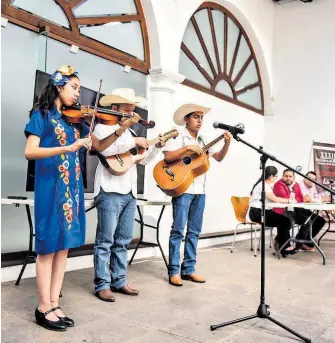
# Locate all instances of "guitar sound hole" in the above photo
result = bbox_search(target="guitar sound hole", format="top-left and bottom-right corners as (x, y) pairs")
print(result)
(129, 148), (138, 156)
(182, 156), (192, 165)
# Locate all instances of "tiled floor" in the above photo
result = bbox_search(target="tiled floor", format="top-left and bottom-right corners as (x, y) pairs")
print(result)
(2, 230), (335, 343)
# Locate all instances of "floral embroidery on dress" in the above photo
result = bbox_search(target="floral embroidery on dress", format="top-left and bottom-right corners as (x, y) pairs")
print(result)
(75, 189), (80, 216)
(60, 155), (70, 185)
(75, 156), (81, 181)
(63, 188), (73, 229)
(52, 121), (67, 146)
(51, 118), (81, 230)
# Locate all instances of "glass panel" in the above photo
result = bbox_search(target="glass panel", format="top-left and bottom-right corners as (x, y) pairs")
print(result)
(235, 59), (259, 90)
(179, 50), (211, 89)
(80, 21), (144, 60)
(215, 79), (233, 98)
(182, 20), (214, 80)
(226, 18), (239, 74)
(232, 36), (251, 80)
(37, 35), (48, 72)
(194, 9), (218, 74)
(237, 86), (262, 110)
(211, 10), (224, 73)
(73, 0), (137, 17)
(12, 0), (69, 28)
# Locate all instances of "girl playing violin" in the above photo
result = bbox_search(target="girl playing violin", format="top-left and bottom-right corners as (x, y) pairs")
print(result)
(24, 66), (139, 331)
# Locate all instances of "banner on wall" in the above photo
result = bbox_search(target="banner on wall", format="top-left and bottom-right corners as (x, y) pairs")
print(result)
(312, 141), (335, 193)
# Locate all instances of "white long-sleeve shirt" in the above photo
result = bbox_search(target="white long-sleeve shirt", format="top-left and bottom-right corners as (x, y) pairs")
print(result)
(299, 180), (319, 202)
(162, 127), (217, 195)
(93, 123), (160, 197)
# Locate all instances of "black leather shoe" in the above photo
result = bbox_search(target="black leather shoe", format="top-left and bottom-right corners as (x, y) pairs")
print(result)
(53, 306), (74, 327)
(58, 316), (74, 327)
(35, 307), (67, 331)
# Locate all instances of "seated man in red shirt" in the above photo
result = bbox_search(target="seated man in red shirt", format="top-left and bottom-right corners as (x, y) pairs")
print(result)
(272, 169), (316, 251)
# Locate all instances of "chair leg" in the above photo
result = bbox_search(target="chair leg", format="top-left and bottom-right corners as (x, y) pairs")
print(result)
(269, 227), (273, 248)
(231, 223), (240, 252)
(250, 224), (253, 251)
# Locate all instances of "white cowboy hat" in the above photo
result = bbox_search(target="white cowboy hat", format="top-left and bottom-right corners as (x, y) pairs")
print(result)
(173, 104), (211, 126)
(100, 88), (148, 109)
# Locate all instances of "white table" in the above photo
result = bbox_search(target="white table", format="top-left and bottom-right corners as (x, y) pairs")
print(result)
(266, 202), (335, 211)
(1, 196), (171, 284)
(266, 202), (335, 264)
(1, 198), (171, 209)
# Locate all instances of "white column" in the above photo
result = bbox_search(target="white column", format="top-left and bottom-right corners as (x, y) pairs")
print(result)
(141, 68), (185, 255)
(145, 68), (185, 201)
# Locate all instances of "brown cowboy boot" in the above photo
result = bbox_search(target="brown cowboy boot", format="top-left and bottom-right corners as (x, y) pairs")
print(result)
(110, 284), (139, 296)
(181, 273), (206, 283)
(169, 275), (183, 287)
(95, 289), (116, 302)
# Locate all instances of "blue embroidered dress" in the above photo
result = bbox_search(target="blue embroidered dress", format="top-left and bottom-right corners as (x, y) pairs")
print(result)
(24, 107), (89, 255)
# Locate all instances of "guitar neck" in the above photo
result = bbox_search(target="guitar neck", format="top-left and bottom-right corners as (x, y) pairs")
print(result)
(146, 129), (177, 147)
(148, 137), (160, 146)
(202, 134), (225, 152)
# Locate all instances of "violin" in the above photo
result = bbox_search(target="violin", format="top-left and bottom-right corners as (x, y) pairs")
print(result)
(62, 103), (155, 128)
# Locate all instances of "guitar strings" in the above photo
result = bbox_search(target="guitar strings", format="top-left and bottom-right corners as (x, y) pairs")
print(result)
(163, 133), (225, 169)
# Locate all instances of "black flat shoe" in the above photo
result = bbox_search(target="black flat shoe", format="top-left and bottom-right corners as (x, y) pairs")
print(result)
(53, 306), (74, 327)
(281, 248), (298, 258)
(35, 307), (67, 332)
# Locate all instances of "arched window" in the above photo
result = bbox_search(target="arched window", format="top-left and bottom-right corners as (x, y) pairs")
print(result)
(179, 2), (264, 114)
(2, 0), (150, 73)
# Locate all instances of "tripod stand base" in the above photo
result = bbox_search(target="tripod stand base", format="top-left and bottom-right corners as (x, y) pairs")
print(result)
(210, 305), (311, 343)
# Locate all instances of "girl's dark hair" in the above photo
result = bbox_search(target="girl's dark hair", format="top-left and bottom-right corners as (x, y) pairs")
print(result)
(250, 166), (278, 195)
(29, 74), (79, 117)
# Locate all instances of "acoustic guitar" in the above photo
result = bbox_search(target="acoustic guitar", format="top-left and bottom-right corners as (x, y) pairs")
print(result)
(98, 129), (179, 176)
(153, 133), (226, 197)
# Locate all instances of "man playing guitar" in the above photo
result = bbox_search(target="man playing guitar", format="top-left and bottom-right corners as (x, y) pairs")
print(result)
(93, 88), (165, 302)
(163, 104), (232, 287)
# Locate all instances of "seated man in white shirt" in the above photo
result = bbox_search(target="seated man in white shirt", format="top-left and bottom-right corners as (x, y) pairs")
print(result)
(249, 166), (297, 257)
(298, 171), (326, 248)
(163, 104), (232, 287)
(93, 88), (165, 302)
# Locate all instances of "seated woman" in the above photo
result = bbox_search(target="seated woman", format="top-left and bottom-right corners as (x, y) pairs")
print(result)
(249, 166), (297, 257)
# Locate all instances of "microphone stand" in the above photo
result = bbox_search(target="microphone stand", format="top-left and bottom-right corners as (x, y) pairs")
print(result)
(210, 130), (335, 342)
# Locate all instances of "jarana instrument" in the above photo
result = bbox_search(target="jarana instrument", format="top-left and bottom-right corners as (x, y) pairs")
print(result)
(98, 129), (179, 176)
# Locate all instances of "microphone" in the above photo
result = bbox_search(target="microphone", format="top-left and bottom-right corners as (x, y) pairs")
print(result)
(213, 121), (245, 134)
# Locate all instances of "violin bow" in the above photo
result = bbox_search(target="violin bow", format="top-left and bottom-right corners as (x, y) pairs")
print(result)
(89, 79), (102, 136)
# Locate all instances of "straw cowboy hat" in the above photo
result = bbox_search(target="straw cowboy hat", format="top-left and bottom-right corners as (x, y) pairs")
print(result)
(99, 88), (148, 109)
(173, 104), (211, 126)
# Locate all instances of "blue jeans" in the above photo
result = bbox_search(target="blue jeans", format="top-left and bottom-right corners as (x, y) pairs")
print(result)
(94, 190), (136, 292)
(169, 194), (206, 276)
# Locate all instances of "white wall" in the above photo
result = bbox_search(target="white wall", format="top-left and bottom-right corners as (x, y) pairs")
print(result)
(148, 0), (274, 76)
(173, 84), (265, 233)
(265, 0), (335, 176)
(143, 0), (274, 235)
(146, 0), (275, 115)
